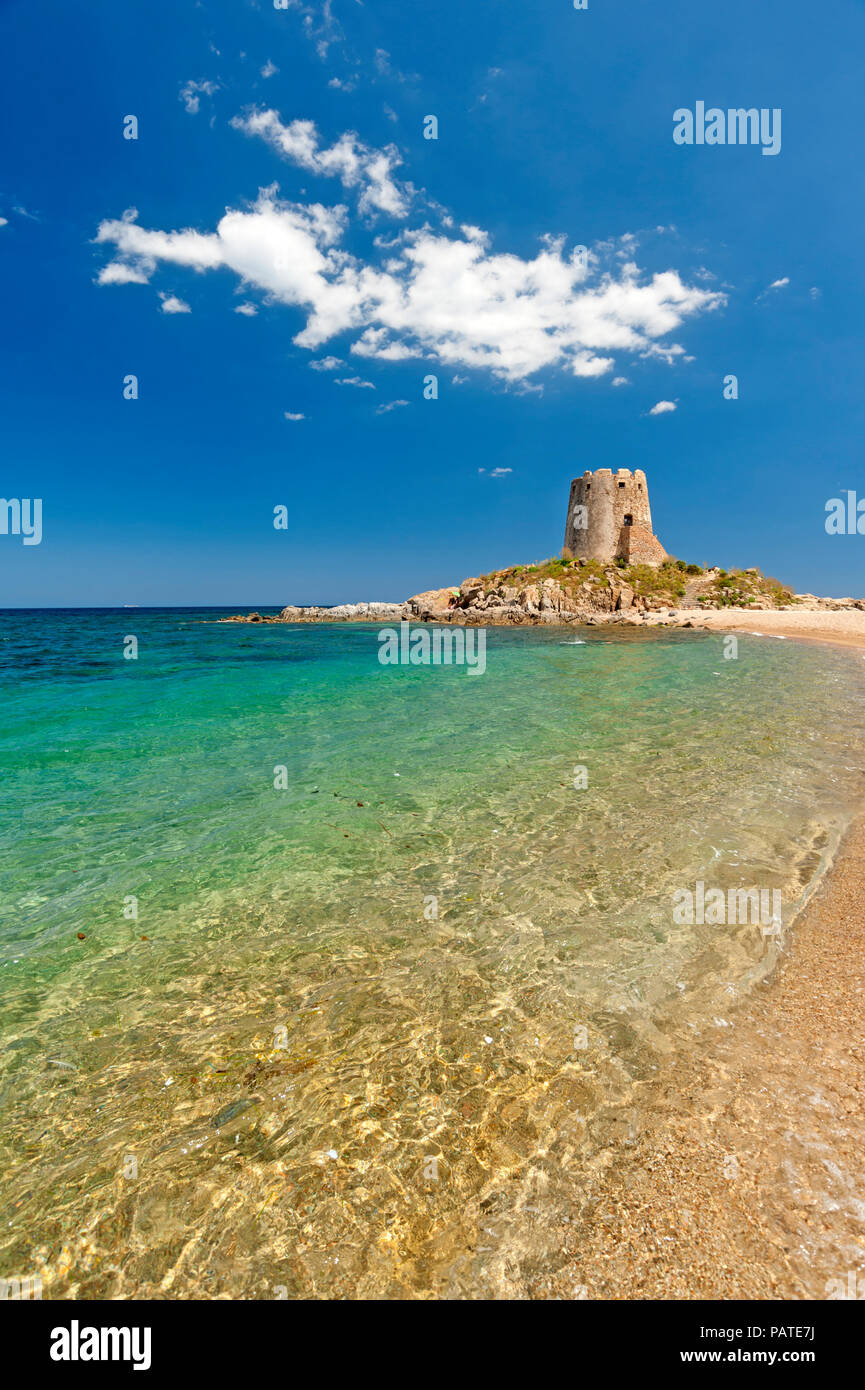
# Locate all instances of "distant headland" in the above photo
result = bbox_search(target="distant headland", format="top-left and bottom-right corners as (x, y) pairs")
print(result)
(221, 469), (865, 645)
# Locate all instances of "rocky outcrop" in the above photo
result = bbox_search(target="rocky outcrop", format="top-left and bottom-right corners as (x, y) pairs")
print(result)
(222, 602), (407, 624)
(281, 602), (407, 621)
(793, 594), (865, 612)
(219, 573), (865, 629)
(406, 587), (459, 619)
(441, 573), (646, 625)
(221, 573), (648, 627)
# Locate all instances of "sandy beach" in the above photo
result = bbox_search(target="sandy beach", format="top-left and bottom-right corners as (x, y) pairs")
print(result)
(532, 798), (865, 1300)
(684, 606), (865, 652)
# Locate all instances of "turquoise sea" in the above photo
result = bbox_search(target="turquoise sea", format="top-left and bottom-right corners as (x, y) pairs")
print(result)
(1, 608), (864, 1298)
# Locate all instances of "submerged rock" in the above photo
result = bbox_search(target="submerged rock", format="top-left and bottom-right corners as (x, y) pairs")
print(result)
(211, 1098), (259, 1128)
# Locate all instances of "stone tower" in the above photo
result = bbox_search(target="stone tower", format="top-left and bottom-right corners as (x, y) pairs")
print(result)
(563, 468), (667, 567)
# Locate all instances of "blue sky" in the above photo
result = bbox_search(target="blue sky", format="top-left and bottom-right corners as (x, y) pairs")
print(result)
(1, 0), (864, 606)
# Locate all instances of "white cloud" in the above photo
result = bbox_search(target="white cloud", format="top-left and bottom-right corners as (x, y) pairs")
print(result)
(460, 224), (487, 244)
(376, 399), (409, 414)
(612, 376), (629, 387)
(234, 301), (258, 315)
(810, 286), (821, 300)
(261, 60), (278, 79)
(159, 292), (191, 314)
(291, 0), (344, 63)
(309, 355), (343, 370)
(97, 260), (153, 285)
(476, 67), (506, 106)
(180, 80), (219, 115)
(95, 169), (724, 384)
(335, 375), (375, 388)
(230, 109), (411, 218)
(373, 48), (416, 83)
(0, 217), (7, 228)
(490, 467), (512, 477)
(649, 400), (677, 415)
(351, 327), (418, 361)
(284, 410), (305, 421)
(757, 276), (790, 302)
(640, 341), (687, 365)
(345, 234), (720, 381)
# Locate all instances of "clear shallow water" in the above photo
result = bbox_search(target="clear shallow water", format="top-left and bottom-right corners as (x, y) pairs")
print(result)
(1, 608), (864, 1298)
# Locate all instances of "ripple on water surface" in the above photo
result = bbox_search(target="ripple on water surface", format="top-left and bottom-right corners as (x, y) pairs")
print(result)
(0, 611), (864, 1297)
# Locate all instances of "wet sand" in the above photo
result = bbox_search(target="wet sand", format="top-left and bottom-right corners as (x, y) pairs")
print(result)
(534, 815), (865, 1300)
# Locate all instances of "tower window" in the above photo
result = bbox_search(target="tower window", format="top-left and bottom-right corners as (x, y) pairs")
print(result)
(618, 481), (626, 488)
(624, 513), (633, 526)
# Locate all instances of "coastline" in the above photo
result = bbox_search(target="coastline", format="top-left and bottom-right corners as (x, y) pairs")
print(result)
(220, 604), (865, 652)
(687, 606), (865, 652)
(531, 809), (865, 1300)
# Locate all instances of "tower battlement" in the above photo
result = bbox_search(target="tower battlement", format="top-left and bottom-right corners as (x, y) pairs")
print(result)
(564, 468), (667, 567)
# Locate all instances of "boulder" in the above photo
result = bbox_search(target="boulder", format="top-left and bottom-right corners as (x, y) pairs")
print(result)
(457, 582), (485, 607)
(407, 587), (457, 617)
(279, 601), (406, 621)
(518, 584), (541, 614)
